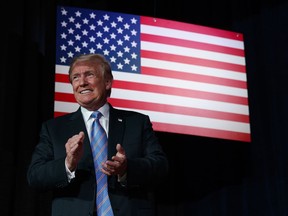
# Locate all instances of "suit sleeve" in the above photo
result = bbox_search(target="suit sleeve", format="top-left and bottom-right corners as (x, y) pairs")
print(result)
(124, 114), (169, 188)
(27, 122), (69, 191)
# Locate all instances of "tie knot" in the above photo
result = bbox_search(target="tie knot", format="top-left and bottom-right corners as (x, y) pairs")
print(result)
(91, 111), (102, 120)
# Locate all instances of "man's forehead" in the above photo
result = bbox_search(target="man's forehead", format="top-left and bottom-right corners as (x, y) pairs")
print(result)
(72, 64), (95, 73)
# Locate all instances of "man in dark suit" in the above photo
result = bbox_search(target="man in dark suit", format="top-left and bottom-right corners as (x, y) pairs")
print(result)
(27, 53), (169, 216)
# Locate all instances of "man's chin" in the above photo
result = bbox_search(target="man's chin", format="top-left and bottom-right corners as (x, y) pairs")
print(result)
(77, 99), (105, 110)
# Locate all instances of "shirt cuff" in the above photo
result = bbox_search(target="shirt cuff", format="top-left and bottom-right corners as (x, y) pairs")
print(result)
(65, 162), (76, 182)
(118, 173), (127, 187)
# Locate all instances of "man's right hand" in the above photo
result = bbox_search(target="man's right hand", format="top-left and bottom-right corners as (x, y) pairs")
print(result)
(65, 131), (85, 171)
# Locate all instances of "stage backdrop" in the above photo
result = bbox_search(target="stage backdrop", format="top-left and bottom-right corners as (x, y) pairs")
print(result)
(54, 5), (250, 142)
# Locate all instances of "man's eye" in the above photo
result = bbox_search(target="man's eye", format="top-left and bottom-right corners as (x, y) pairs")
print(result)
(86, 73), (97, 79)
(72, 76), (79, 80)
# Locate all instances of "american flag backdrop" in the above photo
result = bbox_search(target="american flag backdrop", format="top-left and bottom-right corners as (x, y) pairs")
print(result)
(54, 5), (250, 142)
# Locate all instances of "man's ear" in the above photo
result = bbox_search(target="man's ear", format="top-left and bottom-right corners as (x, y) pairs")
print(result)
(105, 79), (112, 90)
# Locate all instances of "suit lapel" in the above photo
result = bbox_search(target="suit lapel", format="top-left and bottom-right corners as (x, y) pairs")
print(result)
(108, 107), (125, 159)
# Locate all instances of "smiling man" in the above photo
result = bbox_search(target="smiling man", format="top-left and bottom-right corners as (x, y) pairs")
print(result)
(27, 53), (169, 216)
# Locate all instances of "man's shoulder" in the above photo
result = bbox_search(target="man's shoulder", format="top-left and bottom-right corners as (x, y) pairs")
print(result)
(45, 109), (81, 125)
(111, 106), (148, 119)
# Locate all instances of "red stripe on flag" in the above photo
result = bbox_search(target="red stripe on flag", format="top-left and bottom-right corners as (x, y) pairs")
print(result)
(141, 67), (247, 88)
(152, 122), (251, 142)
(141, 33), (245, 57)
(108, 98), (249, 123)
(55, 74), (248, 105)
(54, 92), (76, 102)
(57, 69), (247, 89)
(54, 92), (249, 122)
(141, 16), (244, 41)
(54, 111), (67, 118)
(55, 73), (69, 82)
(141, 50), (246, 73)
(112, 80), (248, 105)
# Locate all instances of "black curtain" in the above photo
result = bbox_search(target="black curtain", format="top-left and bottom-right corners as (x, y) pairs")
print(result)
(1, 0), (288, 215)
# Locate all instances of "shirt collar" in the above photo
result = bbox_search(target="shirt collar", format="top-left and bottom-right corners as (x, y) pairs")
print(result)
(81, 103), (110, 122)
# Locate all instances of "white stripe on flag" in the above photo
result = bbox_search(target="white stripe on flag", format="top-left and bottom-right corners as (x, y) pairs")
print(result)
(141, 24), (244, 50)
(141, 41), (245, 65)
(141, 58), (247, 81)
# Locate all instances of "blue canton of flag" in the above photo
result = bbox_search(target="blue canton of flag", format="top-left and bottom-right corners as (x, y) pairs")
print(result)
(56, 6), (141, 74)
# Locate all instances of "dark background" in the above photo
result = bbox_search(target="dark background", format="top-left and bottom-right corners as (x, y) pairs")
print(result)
(1, 0), (288, 215)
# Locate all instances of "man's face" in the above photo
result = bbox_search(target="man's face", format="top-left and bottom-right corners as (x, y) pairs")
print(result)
(70, 62), (112, 111)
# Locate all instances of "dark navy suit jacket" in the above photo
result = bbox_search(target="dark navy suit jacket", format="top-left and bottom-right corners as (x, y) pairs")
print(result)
(27, 104), (169, 216)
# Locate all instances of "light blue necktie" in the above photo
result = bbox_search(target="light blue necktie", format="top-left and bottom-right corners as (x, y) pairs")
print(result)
(90, 111), (114, 216)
